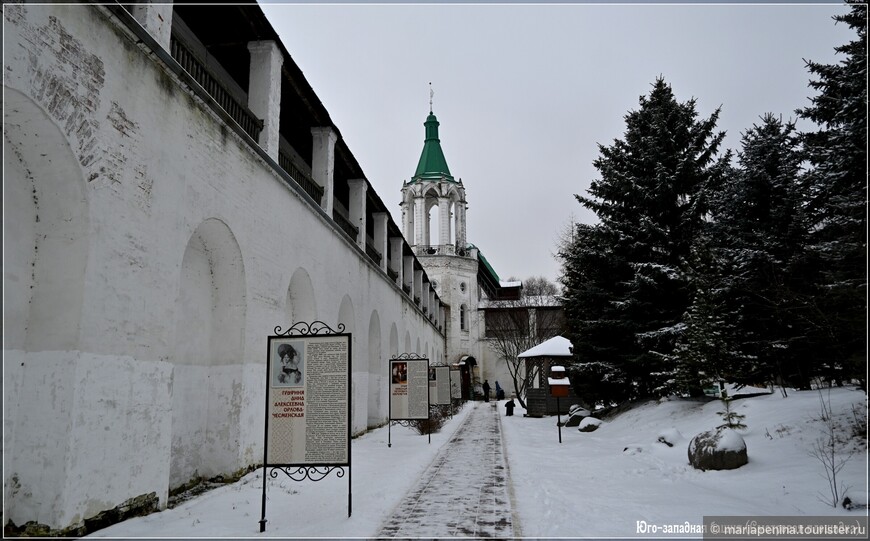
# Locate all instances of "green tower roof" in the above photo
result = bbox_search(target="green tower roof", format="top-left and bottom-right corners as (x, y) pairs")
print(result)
(411, 111), (455, 183)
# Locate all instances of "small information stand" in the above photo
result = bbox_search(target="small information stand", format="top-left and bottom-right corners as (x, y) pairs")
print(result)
(388, 353), (430, 446)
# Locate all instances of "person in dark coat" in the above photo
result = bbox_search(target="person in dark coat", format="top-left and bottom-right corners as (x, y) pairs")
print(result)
(505, 398), (515, 416)
(495, 381), (505, 400)
(482, 380), (491, 402)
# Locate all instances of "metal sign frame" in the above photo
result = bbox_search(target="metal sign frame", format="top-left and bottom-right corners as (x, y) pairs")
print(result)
(259, 321), (352, 532)
(387, 353), (430, 446)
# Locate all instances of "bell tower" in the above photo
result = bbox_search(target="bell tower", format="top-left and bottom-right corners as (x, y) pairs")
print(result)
(400, 101), (480, 378)
(400, 107), (467, 254)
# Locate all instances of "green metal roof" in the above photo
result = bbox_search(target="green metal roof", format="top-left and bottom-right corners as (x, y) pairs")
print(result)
(411, 112), (455, 183)
(475, 248), (501, 284)
(466, 243), (501, 299)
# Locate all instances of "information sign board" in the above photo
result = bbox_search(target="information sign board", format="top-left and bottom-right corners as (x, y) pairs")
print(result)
(428, 365), (452, 405)
(389, 358), (429, 420)
(265, 333), (350, 466)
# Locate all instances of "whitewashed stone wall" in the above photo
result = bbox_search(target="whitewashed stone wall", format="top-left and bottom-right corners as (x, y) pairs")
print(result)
(2, 3), (443, 531)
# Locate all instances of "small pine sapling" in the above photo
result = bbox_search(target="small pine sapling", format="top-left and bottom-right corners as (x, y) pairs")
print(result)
(716, 391), (747, 429)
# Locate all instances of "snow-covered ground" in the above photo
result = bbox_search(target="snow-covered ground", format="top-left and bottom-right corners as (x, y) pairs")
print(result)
(89, 385), (867, 539)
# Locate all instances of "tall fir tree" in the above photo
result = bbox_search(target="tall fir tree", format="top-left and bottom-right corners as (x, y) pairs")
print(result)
(672, 231), (744, 397)
(561, 78), (730, 404)
(560, 222), (634, 407)
(702, 114), (809, 389)
(796, 2), (867, 387)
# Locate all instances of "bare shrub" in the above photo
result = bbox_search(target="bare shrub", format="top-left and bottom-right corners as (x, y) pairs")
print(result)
(409, 404), (451, 435)
(809, 385), (855, 507)
(848, 403), (867, 448)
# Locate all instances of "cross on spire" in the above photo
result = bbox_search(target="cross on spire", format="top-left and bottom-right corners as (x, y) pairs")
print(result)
(429, 82), (434, 113)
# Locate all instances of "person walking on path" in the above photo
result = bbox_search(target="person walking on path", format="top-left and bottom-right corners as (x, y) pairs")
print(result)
(482, 380), (491, 402)
(495, 381), (505, 400)
(505, 398), (515, 416)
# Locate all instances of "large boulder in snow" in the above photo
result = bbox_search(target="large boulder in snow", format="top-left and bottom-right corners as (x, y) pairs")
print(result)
(564, 405), (591, 427)
(578, 417), (603, 432)
(688, 427), (748, 471)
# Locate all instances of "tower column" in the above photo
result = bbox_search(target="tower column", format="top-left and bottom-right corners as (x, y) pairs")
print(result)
(456, 199), (467, 250)
(401, 192), (413, 244)
(413, 195), (426, 248)
(438, 196), (451, 247)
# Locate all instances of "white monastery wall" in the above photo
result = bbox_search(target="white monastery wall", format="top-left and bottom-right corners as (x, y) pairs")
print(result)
(3, 4), (443, 531)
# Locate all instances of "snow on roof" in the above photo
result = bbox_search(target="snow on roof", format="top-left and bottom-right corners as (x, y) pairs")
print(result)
(499, 280), (522, 288)
(518, 336), (573, 358)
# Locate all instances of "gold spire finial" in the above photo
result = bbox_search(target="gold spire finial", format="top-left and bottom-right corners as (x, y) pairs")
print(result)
(429, 82), (434, 113)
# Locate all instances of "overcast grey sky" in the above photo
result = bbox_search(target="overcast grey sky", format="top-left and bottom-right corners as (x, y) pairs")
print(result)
(261, 1), (853, 284)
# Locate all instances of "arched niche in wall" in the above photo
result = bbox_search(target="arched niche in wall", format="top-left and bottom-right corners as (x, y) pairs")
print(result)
(337, 294), (358, 430)
(170, 217), (246, 489)
(389, 323), (399, 359)
(337, 294), (356, 336)
(404, 331), (412, 355)
(3, 88), (89, 352)
(366, 310), (382, 427)
(285, 267), (317, 326)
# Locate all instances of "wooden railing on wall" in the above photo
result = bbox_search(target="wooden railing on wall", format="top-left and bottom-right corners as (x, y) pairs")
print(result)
(333, 212), (359, 241)
(278, 150), (324, 205)
(169, 35), (263, 142)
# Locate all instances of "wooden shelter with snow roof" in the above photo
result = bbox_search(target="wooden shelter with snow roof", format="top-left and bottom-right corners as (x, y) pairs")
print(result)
(519, 336), (582, 417)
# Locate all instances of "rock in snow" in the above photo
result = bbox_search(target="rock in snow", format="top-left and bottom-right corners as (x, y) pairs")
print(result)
(578, 417), (603, 432)
(688, 427), (748, 471)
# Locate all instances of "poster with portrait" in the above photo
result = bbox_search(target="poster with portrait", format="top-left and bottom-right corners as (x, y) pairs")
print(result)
(265, 333), (351, 466)
(389, 358), (429, 420)
(428, 365), (451, 405)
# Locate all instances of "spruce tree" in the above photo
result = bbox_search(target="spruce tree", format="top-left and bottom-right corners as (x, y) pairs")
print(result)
(561, 78), (730, 403)
(560, 222), (634, 407)
(673, 231), (746, 397)
(796, 2), (867, 387)
(708, 114), (810, 388)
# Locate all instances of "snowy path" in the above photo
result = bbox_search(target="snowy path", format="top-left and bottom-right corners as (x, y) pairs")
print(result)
(377, 401), (519, 538)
